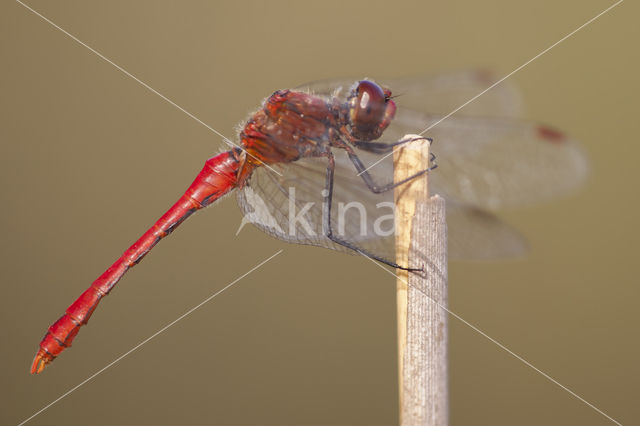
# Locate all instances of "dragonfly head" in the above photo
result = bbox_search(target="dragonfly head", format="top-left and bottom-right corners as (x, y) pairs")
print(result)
(347, 80), (396, 141)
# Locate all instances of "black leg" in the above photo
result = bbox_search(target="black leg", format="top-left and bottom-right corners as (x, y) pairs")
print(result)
(322, 151), (422, 272)
(343, 147), (437, 194)
(352, 136), (433, 154)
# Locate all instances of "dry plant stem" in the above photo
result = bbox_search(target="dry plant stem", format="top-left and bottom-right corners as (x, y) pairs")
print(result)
(394, 134), (432, 424)
(403, 198), (448, 425)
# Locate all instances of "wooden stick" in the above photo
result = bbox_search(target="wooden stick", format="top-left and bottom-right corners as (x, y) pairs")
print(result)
(394, 135), (449, 425)
(403, 198), (448, 425)
(394, 134), (430, 421)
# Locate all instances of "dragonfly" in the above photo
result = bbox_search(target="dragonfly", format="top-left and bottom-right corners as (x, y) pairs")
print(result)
(30, 70), (587, 374)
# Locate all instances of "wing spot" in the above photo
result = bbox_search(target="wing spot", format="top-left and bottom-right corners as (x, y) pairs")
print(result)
(537, 126), (565, 144)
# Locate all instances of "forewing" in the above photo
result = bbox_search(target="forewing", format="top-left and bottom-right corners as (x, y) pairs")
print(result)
(299, 71), (587, 210)
(388, 111), (589, 210)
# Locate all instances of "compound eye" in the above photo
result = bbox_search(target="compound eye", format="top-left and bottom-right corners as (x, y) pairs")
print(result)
(350, 80), (387, 139)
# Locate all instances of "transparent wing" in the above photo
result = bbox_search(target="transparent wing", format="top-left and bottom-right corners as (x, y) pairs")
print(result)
(389, 111), (589, 210)
(236, 149), (395, 260)
(236, 148), (528, 260)
(446, 201), (527, 260)
(297, 71), (587, 210)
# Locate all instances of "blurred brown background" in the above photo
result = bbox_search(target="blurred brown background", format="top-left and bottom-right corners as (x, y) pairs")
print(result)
(1, 1), (637, 425)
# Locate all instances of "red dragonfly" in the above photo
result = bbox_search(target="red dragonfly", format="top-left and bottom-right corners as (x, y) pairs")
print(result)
(31, 70), (587, 374)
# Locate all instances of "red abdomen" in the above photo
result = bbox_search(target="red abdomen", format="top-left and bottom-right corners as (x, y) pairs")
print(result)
(31, 150), (241, 374)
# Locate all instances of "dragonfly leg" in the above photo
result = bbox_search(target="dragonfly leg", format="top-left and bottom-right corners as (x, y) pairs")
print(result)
(321, 151), (422, 272)
(344, 146), (437, 194)
(351, 136), (433, 154)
